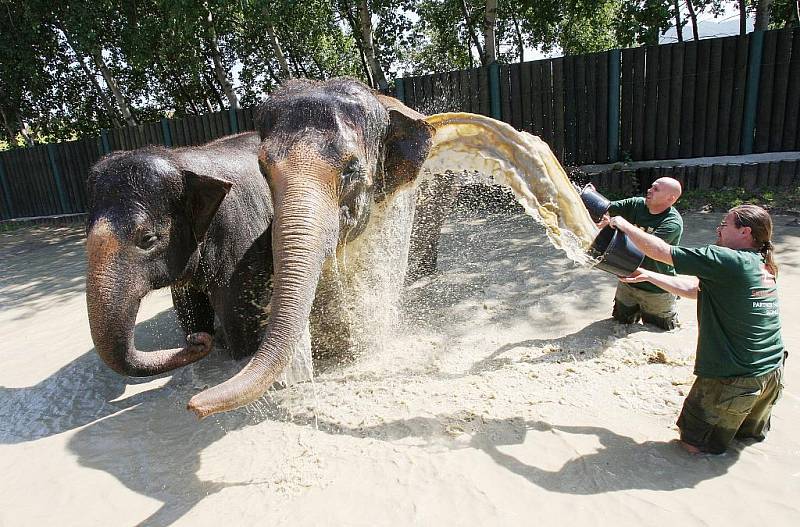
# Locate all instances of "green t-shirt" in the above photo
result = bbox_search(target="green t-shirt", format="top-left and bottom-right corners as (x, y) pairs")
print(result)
(608, 197), (683, 293)
(671, 245), (785, 378)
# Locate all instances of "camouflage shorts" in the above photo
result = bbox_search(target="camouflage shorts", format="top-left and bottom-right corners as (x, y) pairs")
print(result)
(677, 367), (784, 454)
(612, 282), (678, 330)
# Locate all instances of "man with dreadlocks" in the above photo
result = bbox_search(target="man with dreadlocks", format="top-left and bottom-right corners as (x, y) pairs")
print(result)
(609, 204), (786, 455)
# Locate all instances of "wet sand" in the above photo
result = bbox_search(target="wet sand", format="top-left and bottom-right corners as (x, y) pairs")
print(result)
(1, 209), (799, 526)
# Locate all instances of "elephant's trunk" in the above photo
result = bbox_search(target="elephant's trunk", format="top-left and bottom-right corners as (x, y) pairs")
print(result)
(86, 218), (212, 376)
(187, 157), (339, 418)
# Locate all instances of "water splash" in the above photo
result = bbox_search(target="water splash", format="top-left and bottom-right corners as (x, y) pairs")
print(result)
(422, 113), (598, 265)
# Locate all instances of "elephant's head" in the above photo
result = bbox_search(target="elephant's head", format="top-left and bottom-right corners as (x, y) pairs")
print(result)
(85, 149), (232, 376)
(187, 78), (434, 418)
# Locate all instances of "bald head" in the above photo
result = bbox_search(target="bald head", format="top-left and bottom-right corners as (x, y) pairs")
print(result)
(645, 177), (682, 213)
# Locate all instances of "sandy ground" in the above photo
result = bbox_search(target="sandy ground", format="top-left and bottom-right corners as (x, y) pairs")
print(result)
(1, 208), (799, 527)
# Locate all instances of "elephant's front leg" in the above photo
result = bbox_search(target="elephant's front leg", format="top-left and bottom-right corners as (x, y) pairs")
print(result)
(407, 172), (459, 281)
(172, 285), (215, 351)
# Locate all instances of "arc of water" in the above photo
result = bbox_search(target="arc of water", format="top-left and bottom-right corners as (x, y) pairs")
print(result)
(422, 113), (599, 265)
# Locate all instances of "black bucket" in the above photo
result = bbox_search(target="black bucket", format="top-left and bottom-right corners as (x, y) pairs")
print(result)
(590, 226), (645, 276)
(580, 186), (611, 223)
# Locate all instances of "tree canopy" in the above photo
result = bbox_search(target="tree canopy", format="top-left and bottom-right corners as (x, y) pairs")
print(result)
(0, 0), (795, 148)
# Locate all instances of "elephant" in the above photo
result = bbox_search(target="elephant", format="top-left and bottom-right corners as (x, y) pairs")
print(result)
(85, 132), (311, 384)
(186, 77), (437, 418)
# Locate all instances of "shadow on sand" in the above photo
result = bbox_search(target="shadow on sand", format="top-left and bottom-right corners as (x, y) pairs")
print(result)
(0, 308), (258, 527)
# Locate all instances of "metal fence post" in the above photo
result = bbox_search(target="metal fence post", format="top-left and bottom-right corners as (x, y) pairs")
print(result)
(741, 30), (764, 154)
(228, 107), (239, 134)
(488, 62), (502, 120)
(0, 156), (15, 219)
(46, 144), (70, 214)
(99, 129), (111, 154)
(161, 118), (173, 147)
(394, 77), (405, 103)
(607, 49), (622, 163)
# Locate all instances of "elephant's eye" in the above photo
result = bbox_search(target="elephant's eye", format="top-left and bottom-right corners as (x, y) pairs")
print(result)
(342, 158), (363, 182)
(137, 232), (158, 251)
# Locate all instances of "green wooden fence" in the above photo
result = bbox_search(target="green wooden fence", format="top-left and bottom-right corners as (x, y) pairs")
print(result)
(2, 28), (799, 222)
(398, 27), (800, 166)
(0, 107), (258, 221)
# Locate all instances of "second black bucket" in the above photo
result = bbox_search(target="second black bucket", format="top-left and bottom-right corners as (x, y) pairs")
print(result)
(590, 226), (646, 276)
(580, 186), (611, 223)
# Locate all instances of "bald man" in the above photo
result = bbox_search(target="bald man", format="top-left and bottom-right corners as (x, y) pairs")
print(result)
(599, 177), (684, 330)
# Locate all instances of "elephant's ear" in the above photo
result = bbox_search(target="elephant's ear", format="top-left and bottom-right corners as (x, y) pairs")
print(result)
(184, 171), (233, 243)
(377, 109), (435, 198)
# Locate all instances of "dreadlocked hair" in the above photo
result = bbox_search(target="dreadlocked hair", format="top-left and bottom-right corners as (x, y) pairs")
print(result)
(730, 204), (778, 278)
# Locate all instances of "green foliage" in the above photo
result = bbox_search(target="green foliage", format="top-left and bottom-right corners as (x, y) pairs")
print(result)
(0, 0), (771, 146)
(769, 0), (800, 27)
(678, 186), (800, 214)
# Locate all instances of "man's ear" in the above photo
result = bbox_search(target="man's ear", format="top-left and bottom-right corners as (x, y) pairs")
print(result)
(376, 109), (435, 198)
(184, 171), (233, 243)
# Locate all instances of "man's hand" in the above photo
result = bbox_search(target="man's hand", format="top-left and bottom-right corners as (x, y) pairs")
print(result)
(596, 213), (611, 229)
(608, 215), (633, 232)
(619, 268), (651, 284)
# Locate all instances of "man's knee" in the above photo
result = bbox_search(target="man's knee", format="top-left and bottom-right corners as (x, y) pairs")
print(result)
(641, 312), (679, 330)
(612, 301), (640, 324)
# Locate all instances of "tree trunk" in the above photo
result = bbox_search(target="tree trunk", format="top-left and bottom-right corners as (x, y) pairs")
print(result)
(204, 5), (239, 109)
(55, 23), (123, 128)
(511, 11), (524, 63)
(202, 70), (225, 109)
(483, 0), (498, 64)
(0, 107), (33, 147)
(459, 0), (484, 64)
(19, 119), (34, 147)
(0, 107), (15, 142)
(90, 49), (138, 127)
(754, 0), (772, 30)
(739, 0), (748, 35)
(356, 0), (388, 91)
(337, 1), (372, 87)
(685, 0), (700, 40)
(673, 0), (684, 42)
(265, 21), (291, 80)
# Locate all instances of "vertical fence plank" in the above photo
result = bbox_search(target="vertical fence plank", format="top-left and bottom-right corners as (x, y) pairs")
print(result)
(643, 45), (659, 160)
(768, 28), (792, 151)
(541, 60), (554, 146)
(500, 65), (514, 123)
(489, 62), (501, 119)
(693, 39), (712, 156)
(679, 41), (697, 158)
(668, 43), (684, 159)
(704, 38), (723, 156)
(783, 28), (800, 150)
(552, 58), (565, 162)
(478, 66), (491, 117)
(726, 33), (748, 155)
(742, 163), (759, 190)
(655, 44), (672, 160)
(0, 156), (15, 220)
(563, 55), (577, 165)
(620, 48), (634, 159)
(597, 51), (609, 163)
(755, 30), (777, 152)
(716, 37), (737, 155)
(523, 61), (535, 134)
(742, 31), (764, 153)
(509, 64), (523, 130)
(575, 54), (590, 163)
(631, 47), (646, 161)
